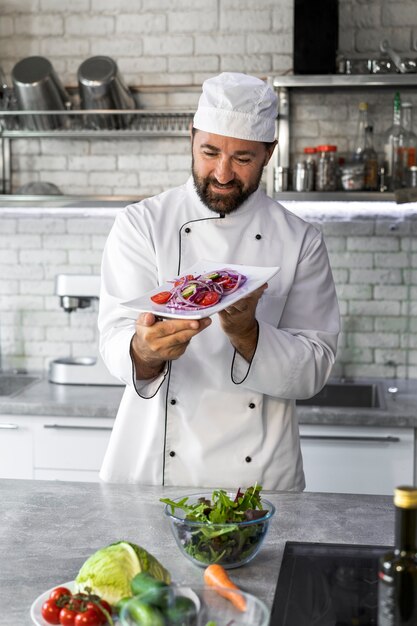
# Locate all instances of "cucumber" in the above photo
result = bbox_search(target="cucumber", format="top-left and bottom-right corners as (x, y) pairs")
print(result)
(131, 571), (169, 607)
(164, 595), (198, 625)
(123, 598), (165, 626)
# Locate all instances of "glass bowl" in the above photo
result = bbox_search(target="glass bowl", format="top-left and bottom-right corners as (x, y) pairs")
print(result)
(120, 584), (269, 626)
(163, 492), (275, 569)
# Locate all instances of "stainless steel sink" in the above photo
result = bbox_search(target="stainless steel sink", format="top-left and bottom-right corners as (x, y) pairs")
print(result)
(0, 374), (40, 397)
(296, 382), (385, 409)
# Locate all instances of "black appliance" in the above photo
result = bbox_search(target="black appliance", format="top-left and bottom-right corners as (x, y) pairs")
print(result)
(270, 541), (392, 625)
(293, 0), (339, 74)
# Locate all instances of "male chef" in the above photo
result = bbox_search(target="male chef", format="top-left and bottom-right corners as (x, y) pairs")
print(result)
(98, 72), (340, 490)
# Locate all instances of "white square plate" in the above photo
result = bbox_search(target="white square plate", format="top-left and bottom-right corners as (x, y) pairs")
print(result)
(121, 260), (281, 320)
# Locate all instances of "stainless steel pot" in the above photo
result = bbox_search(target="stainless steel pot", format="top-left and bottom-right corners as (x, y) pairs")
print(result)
(77, 56), (135, 129)
(11, 56), (71, 130)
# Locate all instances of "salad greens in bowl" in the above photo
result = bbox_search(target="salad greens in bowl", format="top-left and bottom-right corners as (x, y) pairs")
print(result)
(161, 485), (275, 569)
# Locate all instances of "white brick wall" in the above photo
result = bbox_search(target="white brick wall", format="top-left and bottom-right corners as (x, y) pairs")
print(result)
(1, 0), (417, 378)
(2, 0), (416, 193)
(0, 213), (416, 380)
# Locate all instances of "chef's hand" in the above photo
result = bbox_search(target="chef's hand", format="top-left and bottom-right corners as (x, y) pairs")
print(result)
(218, 283), (268, 362)
(130, 312), (211, 379)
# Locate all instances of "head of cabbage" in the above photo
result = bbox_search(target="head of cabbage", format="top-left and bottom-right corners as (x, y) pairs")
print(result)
(74, 541), (171, 605)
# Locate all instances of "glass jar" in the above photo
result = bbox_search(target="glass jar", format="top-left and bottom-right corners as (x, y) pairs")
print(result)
(303, 146), (317, 191)
(315, 145), (338, 191)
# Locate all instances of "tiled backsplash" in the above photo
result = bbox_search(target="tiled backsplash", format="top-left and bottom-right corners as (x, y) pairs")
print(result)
(1, 210), (416, 380)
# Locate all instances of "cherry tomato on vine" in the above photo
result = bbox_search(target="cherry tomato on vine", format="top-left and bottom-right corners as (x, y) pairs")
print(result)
(41, 598), (61, 625)
(74, 608), (102, 626)
(86, 600), (111, 623)
(59, 606), (79, 626)
(150, 291), (171, 304)
(49, 587), (72, 603)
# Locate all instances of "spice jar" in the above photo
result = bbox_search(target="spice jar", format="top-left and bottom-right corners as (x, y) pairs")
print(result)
(303, 146), (317, 191)
(316, 145), (338, 191)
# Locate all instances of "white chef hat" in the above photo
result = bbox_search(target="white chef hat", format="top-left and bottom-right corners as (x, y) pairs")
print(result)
(193, 72), (277, 142)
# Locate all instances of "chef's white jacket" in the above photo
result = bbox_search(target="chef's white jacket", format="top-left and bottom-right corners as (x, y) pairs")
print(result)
(98, 177), (340, 490)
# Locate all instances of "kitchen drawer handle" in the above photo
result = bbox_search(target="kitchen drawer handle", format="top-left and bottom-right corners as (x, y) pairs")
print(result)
(0, 423), (19, 429)
(300, 435), (400, 443)
(43, 424), (113, 431)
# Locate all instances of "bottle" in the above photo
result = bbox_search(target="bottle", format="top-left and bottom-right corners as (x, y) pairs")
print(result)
(353, 101), (370, 161)
(316, 145), (338, 191)
(362, 125), (379, 191)
(383, 92), (407, 190)
(378, 486), (417, 625)
(401, 102), (417, 172)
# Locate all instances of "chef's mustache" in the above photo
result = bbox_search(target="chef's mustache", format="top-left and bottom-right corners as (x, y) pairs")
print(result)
(206, 176), (243, 191)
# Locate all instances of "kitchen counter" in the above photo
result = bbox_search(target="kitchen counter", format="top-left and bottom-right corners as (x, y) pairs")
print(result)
(0, 376), (124, 418)
(0, 479), (394, 625)
(2, 375), (417, 428)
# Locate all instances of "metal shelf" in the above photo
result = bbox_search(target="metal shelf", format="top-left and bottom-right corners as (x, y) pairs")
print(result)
(273, 191), (395, 202)
(0, 108), (194, 137)
(272, 73), (417, 88)
(0, 107), (194, 194)
(266, 73), (417, 200)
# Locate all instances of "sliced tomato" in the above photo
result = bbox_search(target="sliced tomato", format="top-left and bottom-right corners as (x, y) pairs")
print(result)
(174, 274), (194, 287)
(217, 277), (235, 290)
(150, 291), (172, 305)
(198, 291), (220, 307)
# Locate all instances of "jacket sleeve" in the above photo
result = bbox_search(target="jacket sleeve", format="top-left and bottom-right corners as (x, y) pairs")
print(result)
(231, 231), (340, 399)
(98, 208), (168, 395)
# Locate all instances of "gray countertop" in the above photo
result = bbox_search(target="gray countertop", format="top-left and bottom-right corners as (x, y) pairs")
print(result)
(2, 375), (417, 428)
(0, 479), (394, 626)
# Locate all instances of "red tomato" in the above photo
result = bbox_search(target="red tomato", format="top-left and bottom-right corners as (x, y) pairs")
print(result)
(198, 291), (220, 307)
(74, 609), (102, 626)
(174, 274), (194, 287)
(50, 587), (72, 603)
(86, 600), (111, 623)
(59, 606), (79, 626)
(41, 598), (61, 625)
(150, 291), (172, 304)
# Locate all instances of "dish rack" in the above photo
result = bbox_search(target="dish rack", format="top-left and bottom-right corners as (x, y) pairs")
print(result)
(0, 84), (196, 194)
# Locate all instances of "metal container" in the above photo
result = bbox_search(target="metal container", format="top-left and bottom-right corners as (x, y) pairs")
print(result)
(11, 56), (71, 130)
(274, 166), (289, 192)
(293, 161), (307, 191)
(77, 56), (135, 130)
(407, 165), (417, 188)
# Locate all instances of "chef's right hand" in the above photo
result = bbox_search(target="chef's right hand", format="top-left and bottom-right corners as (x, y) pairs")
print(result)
(130, 312), (212, 379)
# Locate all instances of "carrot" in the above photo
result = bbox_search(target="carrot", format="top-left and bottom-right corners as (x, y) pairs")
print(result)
(203, 563), (247, 612)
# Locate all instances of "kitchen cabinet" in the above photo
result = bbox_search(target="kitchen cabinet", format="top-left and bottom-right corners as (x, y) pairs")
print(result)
(0, 414), (114, 482)
(300, 423), (415, 495)
(266, 73), (417, 200)
(0, 416), (33, 479)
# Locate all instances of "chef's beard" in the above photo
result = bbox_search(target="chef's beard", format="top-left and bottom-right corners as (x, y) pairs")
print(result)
(192, 158), (264, 215)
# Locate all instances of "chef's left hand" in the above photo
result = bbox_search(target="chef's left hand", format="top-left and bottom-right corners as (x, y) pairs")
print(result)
(218, 283), (267, 362)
